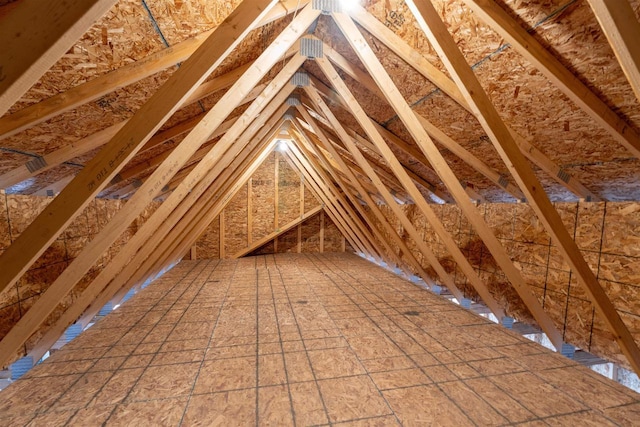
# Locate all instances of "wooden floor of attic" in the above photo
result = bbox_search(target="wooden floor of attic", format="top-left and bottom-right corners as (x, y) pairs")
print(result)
(0, 253), (638, 426)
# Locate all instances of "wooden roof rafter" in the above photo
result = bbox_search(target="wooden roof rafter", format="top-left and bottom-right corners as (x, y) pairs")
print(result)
(29, 117), (284, 360)
(0, 0), (310, 139)
(0, 0), (119, 117)
(405, 0), (640, 375)
(349, 5), (599, 202)
(314, 39), (525, 201)
(75, 111), (294, 334)
(313, 23), (560, 343)
(0, 0), (293, 304)
(289, 118), (419, 274)
(0, 9), (316, 366)
(27, 101), (292, 365)
(586, 0), (640, 104)
(304, 77), (508, 319)
(291, 111), (440, 286)
(463, 0), (640, 160)
(280, 133), (385, 263)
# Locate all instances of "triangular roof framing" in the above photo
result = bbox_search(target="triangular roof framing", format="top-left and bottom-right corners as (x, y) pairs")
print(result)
(1, 0), (640, 374)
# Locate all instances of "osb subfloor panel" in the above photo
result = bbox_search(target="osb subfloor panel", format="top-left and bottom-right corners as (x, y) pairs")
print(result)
(1, 253), (639, 426)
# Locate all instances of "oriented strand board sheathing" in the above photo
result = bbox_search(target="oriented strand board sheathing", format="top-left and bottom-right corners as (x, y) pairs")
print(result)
(223, 183), (248, 257)
(195, 213), (220, 260)
(398, 201), (640, 369)
(277, 155), (300, 228)
(194, 150), (335, 259)
(276, 228), (299, 254)
(251, 153), (276, 242)
(1, 254), (637, 425)
(322, 216), (343, 252)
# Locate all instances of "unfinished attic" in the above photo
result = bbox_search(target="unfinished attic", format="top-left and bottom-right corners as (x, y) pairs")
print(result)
(1, 0), (640, 423)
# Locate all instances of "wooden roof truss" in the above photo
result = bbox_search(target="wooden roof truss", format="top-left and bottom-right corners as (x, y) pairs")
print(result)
(0, 0), (639, 375)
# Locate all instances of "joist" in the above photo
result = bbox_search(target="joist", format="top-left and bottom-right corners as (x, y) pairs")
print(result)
(234, 205), (323, 258)
(349, 5), (598, 201)
(0, 0), (309, 139)
(0, 0), (117, 117)
(406, 0), (640, 374)
(96, 122), (284, 319)
(463, 0), (640, 160)
(30, 125), (279, 362)
(64, 105), (290, 340)
(585, 0), (640, 104)
(0, 0), (288, 300)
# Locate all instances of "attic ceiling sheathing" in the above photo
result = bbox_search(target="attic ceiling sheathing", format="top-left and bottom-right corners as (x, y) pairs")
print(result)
(314, 42), (526, 200)
(0, 0), (307, 139)
(346, 8), (600, 201)
(0, 0), (639, 374)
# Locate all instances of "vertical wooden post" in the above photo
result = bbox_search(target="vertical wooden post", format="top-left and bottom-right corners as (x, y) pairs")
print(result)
(273, 152), (280, 253)
(298, 177), (304, 253)
(319, 210), (325, 253)
(274, 152), (279, 252)
(247, 178), (253, 246)
(190, 245), (197, 260)
(219, 210), (225, 259)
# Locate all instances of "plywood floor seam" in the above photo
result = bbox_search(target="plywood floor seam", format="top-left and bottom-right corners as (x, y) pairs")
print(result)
(0, 253), (638, 426)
